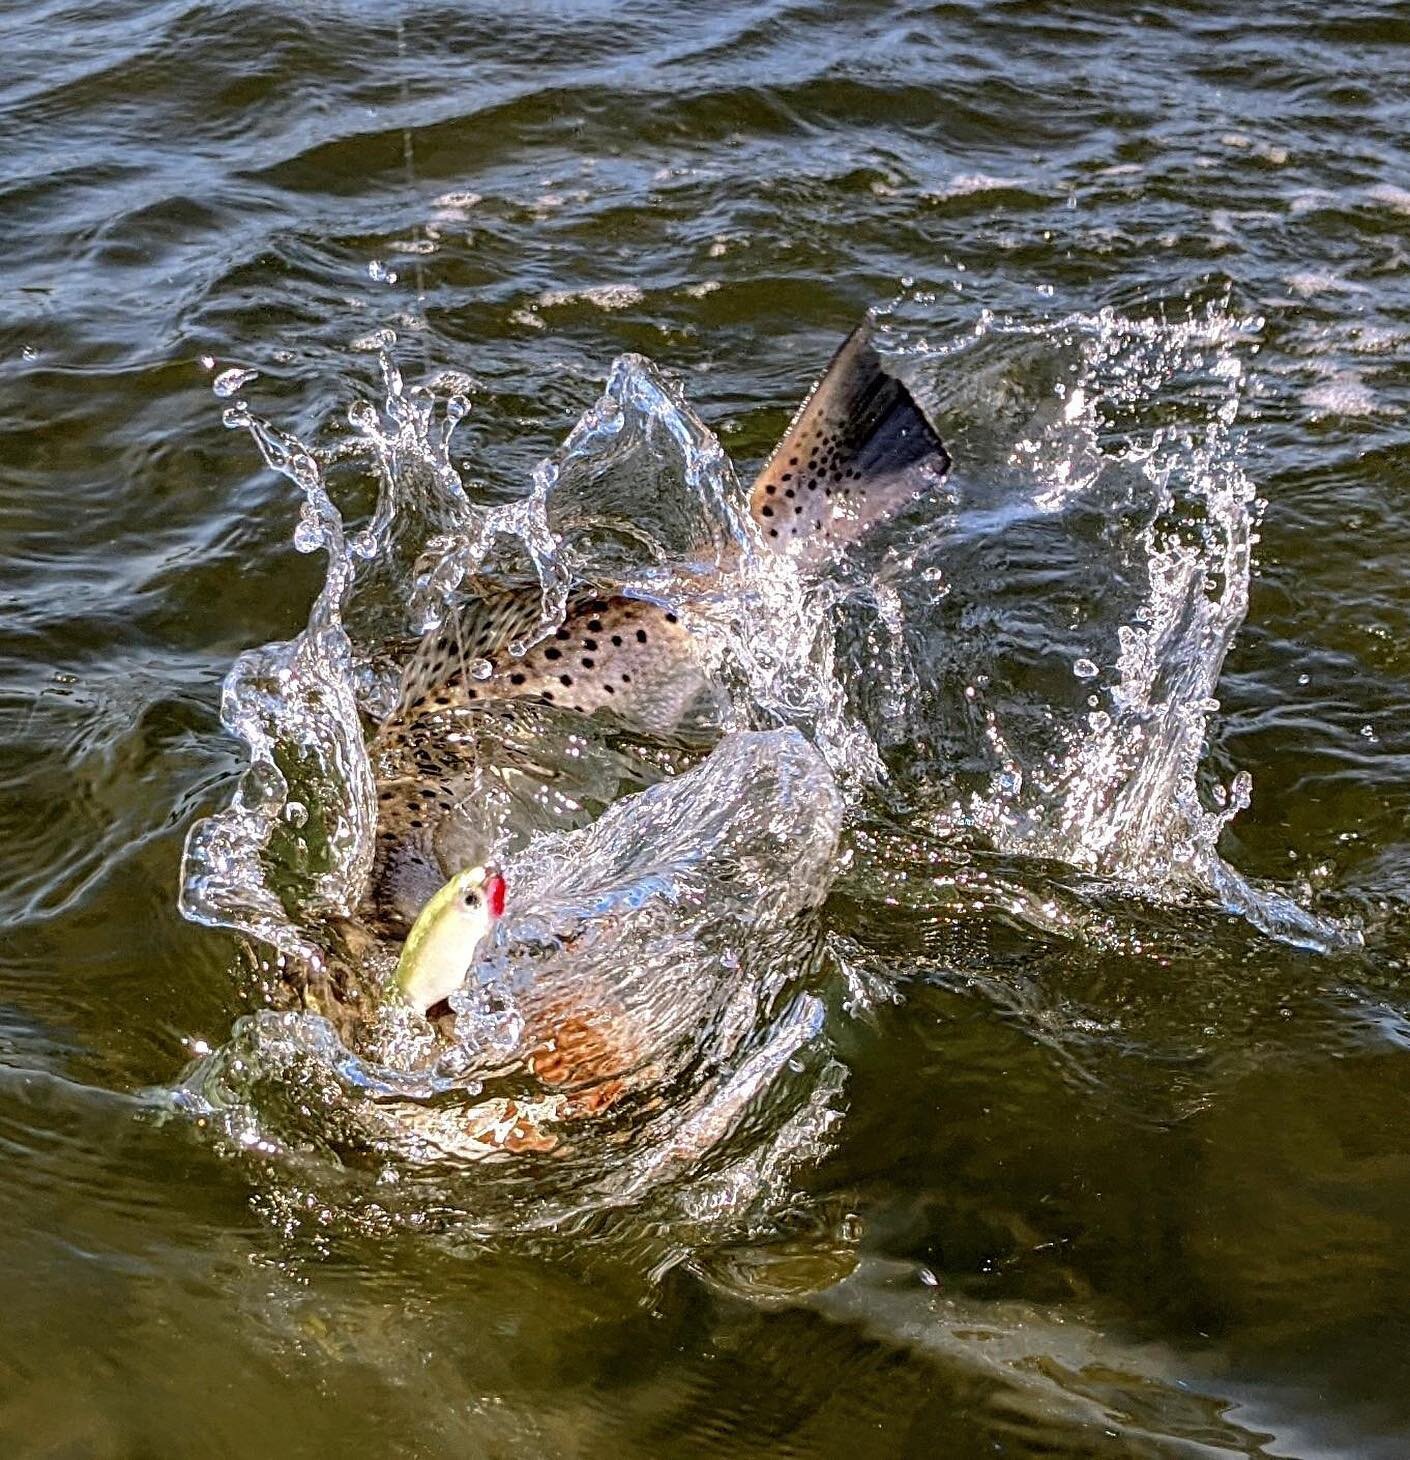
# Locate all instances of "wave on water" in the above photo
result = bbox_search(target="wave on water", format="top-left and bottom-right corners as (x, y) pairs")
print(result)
(170, 297), (1354, 1255)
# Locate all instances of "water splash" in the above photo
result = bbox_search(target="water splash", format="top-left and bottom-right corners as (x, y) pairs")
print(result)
(175, 330), (876, 1254)
(175, 728), (847, 1238)
(910, 302), (1358, 950)
(177, 300), (1352, 1256)
(180, 407), (371, 960)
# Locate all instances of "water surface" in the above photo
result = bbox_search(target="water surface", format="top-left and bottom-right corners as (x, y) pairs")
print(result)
(4, 1), (1410, 1454)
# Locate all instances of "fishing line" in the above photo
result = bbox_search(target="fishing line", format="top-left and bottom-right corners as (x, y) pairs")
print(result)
(394, 13), (430, 370)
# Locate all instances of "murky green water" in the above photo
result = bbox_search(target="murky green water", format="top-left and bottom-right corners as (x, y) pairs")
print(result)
(5, 1), (1410, 1454)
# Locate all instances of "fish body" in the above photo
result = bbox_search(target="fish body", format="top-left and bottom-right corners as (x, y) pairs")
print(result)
(364, 320), (948, 936)
(324, 320), (949, 1140)
(368, 590), (712, 932)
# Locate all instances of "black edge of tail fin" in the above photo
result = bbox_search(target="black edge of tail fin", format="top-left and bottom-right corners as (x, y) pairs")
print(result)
(750, 319), (950, 555)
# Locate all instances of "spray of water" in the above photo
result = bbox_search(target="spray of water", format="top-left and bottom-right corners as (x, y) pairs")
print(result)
(906, 304), (1359, 951)
(175, 298), (1353, 1251)
(174, 331), (869, 1246)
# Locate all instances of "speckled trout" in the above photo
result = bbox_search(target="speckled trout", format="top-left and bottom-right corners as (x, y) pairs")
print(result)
(309, 322), (950, 1156)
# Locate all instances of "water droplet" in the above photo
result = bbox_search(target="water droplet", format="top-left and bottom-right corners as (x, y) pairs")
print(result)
(283, 801), (308, 828)
(367, 260), (398, 284)
(293, 513), (324, 553)
(1297, 673), (1311, 685)
(213, 367), (259, 399)
(468, 657), (493, 682)
(1073, 657), (1099, 679)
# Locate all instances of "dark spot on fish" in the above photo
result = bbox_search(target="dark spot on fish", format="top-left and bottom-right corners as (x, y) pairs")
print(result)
(582, 657), (594, 669)
(762, 506), (774, 517)
(784, 488), (795, 499)
(789, 456), (798, 465)
(583, 638), (598, 651)
(555, 627), (570, 640)
(560, 674), (572, 686)
(542, 691), (555, 702)
(665, 612), (678, 624)
(587, 619), (603, 632)
(765, 483), (777, 495)
(510, 672), (526, 685)
(611, 635), (622, 647)
(545, 647), (561, 660)
(636, 629), (647, 643)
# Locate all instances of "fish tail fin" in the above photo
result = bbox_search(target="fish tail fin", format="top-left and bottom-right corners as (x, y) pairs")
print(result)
(750, 320), (950, 557)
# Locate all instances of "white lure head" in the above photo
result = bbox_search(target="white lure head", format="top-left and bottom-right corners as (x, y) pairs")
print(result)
(394, 863), (507, 1015)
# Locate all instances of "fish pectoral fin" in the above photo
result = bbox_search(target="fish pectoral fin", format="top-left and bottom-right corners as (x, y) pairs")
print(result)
(750, 318), (951, 557)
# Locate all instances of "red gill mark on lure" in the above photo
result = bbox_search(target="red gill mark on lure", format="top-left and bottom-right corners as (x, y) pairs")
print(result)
(485, 870), (507, 919)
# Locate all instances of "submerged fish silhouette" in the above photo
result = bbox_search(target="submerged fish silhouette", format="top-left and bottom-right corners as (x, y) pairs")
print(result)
(315, 320), (949, 1154)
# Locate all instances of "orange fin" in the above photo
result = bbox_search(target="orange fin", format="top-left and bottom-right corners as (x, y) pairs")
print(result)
(751, 321), (950, 557)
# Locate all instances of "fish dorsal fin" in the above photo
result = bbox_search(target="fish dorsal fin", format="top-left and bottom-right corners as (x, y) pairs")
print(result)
(750, 321), (950, 558)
